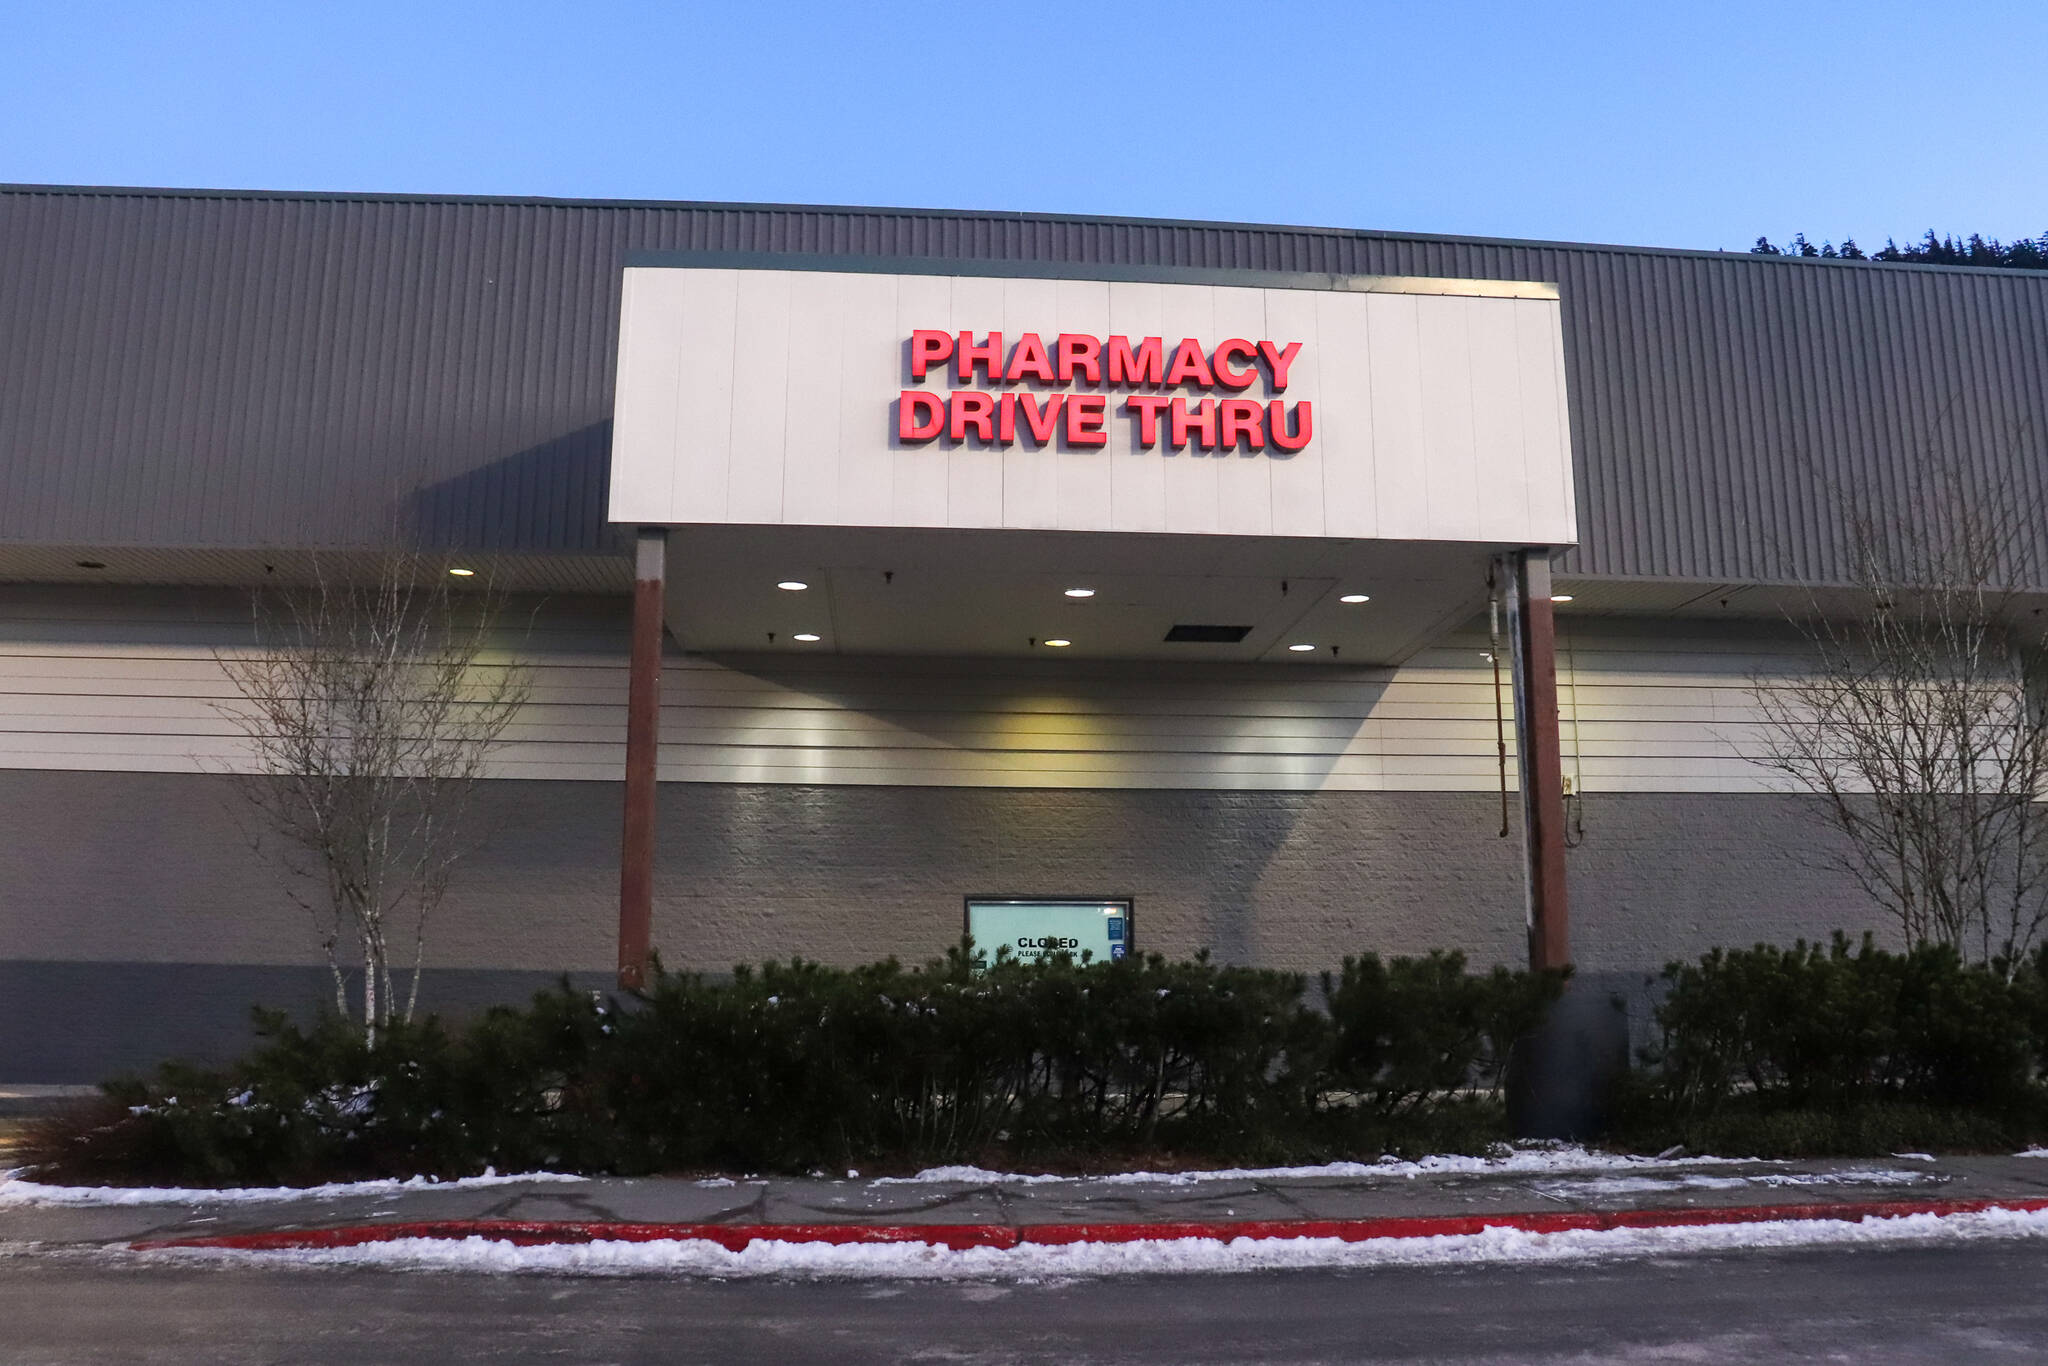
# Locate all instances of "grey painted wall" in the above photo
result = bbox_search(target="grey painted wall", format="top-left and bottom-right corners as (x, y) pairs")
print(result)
(0, 965), (618, 1085)
(2, 770), (1882, 1080)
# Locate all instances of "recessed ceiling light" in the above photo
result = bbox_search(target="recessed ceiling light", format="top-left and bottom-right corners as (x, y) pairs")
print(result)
(1550, 594), (1574, 603)
(447, 567), (475, 577)
(793, 632), (821, 642)
(1339, 593), (1371, 604)
(1043, 639), (1072, 648)
(1288, 643), (1316, 652)
(1064, 587), (1095, 598)
(777, 580), (809, 591)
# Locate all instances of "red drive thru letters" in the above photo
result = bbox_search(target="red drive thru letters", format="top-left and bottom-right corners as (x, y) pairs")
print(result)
(898, 331), (1312, 453)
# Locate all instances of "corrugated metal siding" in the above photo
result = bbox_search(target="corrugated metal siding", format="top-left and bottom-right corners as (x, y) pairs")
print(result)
(0, 585), (1803, 793)
(5, 186), (2047, 584)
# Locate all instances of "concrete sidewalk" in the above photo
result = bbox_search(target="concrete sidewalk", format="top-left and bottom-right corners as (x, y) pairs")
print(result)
(9, 1152), (2048, 1252)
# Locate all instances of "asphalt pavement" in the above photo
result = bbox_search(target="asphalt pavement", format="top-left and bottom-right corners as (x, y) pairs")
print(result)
(5, 1238), (2048, 1363)
(8, 1153), (2048, 1361)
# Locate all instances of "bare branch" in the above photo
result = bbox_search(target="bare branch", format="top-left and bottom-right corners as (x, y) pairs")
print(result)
(210, 553), (532, 1040)
(1748, 428), (2048, 969)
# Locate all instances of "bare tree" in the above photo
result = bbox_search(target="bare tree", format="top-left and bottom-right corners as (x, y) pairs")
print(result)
(1750, 442), (2048, 967)
(213, 557), (531, 1040)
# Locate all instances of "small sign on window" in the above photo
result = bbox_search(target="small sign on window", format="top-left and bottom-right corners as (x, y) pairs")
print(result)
(965, 897), (1131, 970)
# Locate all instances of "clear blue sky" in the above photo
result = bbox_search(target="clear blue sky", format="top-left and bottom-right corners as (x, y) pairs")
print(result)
(7, 1), (2043, 253)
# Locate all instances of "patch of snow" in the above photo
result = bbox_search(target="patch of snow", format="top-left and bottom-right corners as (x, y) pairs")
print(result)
(1526, 1168), (1937, 1200)
(872, 1145), (1765, 1188)
(0, 1169), (586, 1208)
(2017, 1148), (2048, 1158)
(1754, 1169), (1936, 1188)
(1891, 1153), (1936, 1162)
(141, 1206), (2048, 1280)
(874, 1165), (1069, 1186)
(1527, 1174), (1751, 1198)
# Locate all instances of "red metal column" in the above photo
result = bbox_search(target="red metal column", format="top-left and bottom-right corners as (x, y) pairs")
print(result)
(1510, 550), (1572, 972)
(618, 527), (667, 990)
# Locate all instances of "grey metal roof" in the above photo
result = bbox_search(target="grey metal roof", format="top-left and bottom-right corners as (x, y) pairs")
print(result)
(4, 184), (2045, 587)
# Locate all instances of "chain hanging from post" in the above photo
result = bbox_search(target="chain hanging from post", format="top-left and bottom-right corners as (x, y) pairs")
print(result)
(1488, 561), (1510, 838)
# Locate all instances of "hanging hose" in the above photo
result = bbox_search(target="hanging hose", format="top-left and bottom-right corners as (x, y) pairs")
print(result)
(1488, 564), (1510, 838)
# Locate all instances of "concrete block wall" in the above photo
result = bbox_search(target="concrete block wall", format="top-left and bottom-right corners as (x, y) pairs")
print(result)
(1, 770), (1881, 1080)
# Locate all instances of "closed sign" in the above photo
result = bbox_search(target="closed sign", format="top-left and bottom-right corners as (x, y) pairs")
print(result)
(965, 898), (1130, 969)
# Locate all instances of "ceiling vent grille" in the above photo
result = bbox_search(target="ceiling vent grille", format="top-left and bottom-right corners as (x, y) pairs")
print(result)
(1163, 624), (1253, 643)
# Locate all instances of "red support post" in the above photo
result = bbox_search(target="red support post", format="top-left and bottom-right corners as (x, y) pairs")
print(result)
(1509, 551), (1572, 972)
(618, 527), (666, 990)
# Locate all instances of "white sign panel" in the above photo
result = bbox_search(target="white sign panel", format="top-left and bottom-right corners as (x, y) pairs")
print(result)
(609, 265), (1575, 546)
(966, 898), (1131, 969)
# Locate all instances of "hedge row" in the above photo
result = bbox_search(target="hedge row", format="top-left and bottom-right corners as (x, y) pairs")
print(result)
(1646, 934), (2048, 1114)
(41, 947), (1562, 1186)
(40, 934), (2048, 1186)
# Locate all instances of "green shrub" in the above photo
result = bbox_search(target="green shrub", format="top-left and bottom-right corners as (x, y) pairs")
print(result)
(30, 944), (1566, 1185)
(580, 947), (1329, 1169)
(1321, 951), (1567, 1116)
(50, 1011), (511, 1187)
(1652, 934), (2036, 1116)
(1607, 1065), (2039, 1157)
(45, 934), (2048, 1186)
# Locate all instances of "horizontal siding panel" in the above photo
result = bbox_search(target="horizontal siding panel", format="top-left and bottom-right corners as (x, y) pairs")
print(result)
(0, 587), (1852, 793)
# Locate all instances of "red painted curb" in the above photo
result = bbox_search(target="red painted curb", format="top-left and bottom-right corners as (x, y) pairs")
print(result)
(132, 1196), (2048, 1254)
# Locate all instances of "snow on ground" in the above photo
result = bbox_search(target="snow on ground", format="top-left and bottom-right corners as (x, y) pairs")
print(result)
(135, 1206), (2048, 1281)
(1525, 1168), (1938, 1200)
(0, 1144), (1938, 1207)
(874, 1145), (1765, 1187)
(0, 1169), (585, 1208)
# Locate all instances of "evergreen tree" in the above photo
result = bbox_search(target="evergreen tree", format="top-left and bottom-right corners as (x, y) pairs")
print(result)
(1752, 230), (2045, 270)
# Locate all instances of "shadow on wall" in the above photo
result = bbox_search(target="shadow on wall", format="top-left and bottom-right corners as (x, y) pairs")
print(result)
(679, 654), (1397, 966)
(408, 421), (617, 553)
